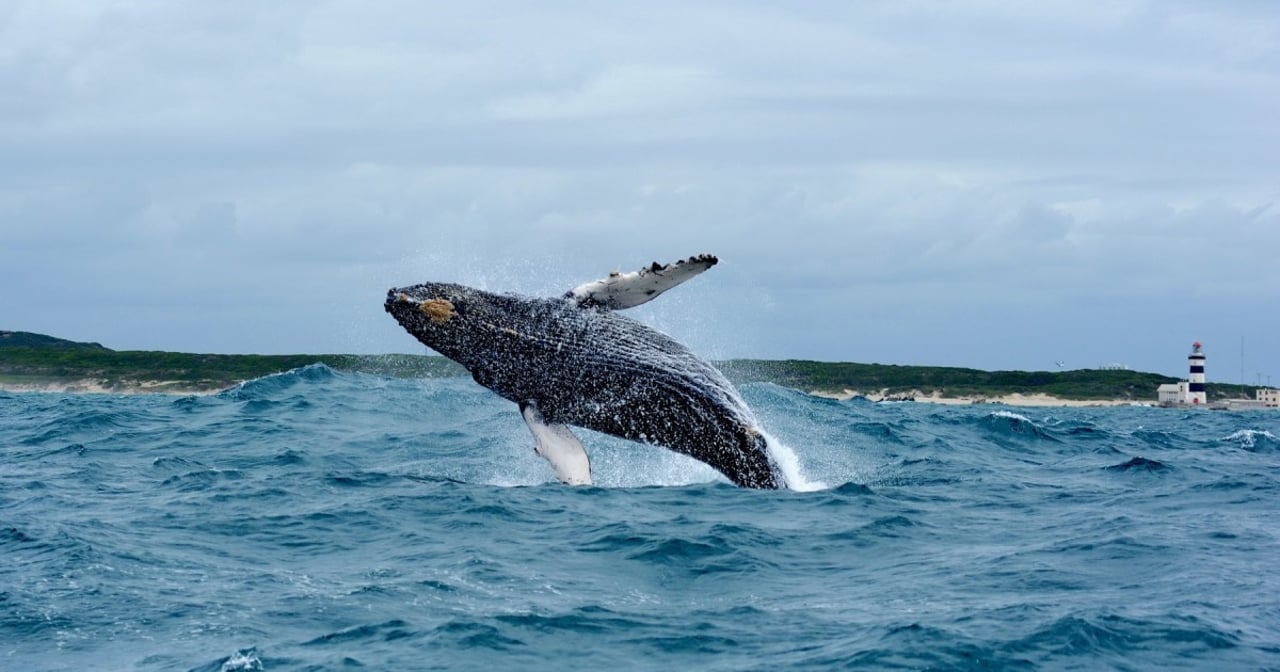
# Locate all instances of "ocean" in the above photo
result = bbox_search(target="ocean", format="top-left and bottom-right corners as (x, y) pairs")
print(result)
(2, 364), (1278, 671)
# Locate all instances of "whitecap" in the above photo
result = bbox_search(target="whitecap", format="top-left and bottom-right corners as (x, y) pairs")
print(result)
(1221, 429), (1277, 450)
(220, 649), (263, 672)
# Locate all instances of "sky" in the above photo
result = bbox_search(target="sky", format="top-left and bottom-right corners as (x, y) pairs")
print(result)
(1, 1), (1277, 382)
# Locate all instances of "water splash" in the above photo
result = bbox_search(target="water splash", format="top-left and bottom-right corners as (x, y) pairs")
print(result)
(219, 649), (263, 672)
(1221, 429), (1277, 451)
(762, 429), (828, 492)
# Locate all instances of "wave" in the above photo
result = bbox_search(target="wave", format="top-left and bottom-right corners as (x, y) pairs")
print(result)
(186, 648), (263, 672)
(3, 369), (1279, 670)
(980, 409), (1060, 441)
(1221, 429), (1278, 452)
(1104, 456), (1171, 472)
(1006, 613), (1240, 659)
(1130, 427), (1191, 450)
(218, 363), (338, 401)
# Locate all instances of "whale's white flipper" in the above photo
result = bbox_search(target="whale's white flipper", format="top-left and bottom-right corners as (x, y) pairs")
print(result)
(566, 254), (718, 310)
(521, 402), (592, 485)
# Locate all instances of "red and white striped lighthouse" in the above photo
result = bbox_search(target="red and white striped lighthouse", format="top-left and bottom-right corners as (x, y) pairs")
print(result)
(1188, 341), (1206, 405)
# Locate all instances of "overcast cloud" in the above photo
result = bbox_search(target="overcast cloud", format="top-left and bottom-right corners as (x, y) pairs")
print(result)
(2, 1), (1276, 381)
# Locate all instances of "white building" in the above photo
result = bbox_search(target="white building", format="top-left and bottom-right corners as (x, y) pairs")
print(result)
(1259, 388), (1280, 408)
(1158, 382), (1188, 405)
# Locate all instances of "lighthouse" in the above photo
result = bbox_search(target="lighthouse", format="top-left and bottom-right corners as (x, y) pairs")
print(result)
(1188, 341), (1206, 405)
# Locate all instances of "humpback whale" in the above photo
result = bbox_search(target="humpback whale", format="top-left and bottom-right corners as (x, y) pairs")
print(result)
(384, 254), (786, 489)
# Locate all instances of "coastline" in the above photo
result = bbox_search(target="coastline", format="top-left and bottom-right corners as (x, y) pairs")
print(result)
(0, 379), (223, 396)
(810, 389), (1143, 408)
(1, 378), (1145, 406)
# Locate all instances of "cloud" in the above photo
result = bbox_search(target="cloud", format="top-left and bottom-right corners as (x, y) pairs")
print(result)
(0, 1), (1276, 378)
(489, 65), (718, 121)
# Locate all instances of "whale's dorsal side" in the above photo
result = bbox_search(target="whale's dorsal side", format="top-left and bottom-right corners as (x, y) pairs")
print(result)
(565, 254), (718, 310)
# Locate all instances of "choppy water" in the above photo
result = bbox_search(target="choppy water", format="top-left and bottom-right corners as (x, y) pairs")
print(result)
(3, 364), (1278, 671)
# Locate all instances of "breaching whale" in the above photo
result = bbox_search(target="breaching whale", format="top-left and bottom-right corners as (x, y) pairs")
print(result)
(384, 254), (786, 489)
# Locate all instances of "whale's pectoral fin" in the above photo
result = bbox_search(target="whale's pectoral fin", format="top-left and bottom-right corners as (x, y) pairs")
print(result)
(565, 254), (718, 310)
(520, 401), (592, 485)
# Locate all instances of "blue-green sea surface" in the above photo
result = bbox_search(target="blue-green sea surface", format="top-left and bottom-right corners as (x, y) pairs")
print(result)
(2, 365), (1278, 670)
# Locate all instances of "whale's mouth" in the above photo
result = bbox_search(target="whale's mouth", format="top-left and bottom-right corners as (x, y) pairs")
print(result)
(384, 288), (419, 320)
(385, 287), (423, 310)
(385, 287), (457, 325)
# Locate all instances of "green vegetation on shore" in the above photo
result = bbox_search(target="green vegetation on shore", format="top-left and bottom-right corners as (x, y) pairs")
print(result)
(0, 330), (1259, 400)
(0, 348), (463, 392)
(1, 330), (464, 392)
(717, 360), (1196, 400)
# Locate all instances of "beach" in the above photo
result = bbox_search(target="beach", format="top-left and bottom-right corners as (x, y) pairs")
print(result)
(0, 379), (220, 395)
(0, 377), (1149, 407)
(811, 389), (1143, 407)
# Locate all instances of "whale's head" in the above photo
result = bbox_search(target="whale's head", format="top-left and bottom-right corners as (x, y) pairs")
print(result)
(384, 282), (495, 362)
